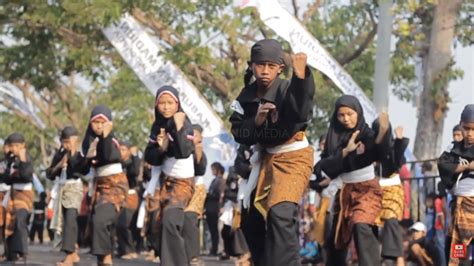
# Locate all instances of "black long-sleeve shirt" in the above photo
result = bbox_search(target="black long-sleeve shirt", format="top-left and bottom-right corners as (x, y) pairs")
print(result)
(46, 148), (82, 180)
(75, 135), (122, 175)
(230, 67), (315, 147)
(194, 152), (207, 176)
(144, 118), (195, 166)
(0, 154), (33, 185)
(376, 137), (409, 177)
(121, 155), (140, 189)
(234, 144), (252, 180)
(314, 130), (390, 180)
(438, 141), (474, 189)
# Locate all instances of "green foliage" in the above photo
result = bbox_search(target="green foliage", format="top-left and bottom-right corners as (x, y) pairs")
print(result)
(0, 0), (471, 167)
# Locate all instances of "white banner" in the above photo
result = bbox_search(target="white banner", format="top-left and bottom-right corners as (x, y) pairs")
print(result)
(240, 0), (378, 122)
(103, 14), (236, 181)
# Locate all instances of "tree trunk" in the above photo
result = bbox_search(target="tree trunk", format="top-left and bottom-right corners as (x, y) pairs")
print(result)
(413, 0), (462, 160)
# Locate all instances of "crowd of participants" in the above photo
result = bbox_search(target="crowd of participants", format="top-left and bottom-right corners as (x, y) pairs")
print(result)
(0, 38), (472, 266)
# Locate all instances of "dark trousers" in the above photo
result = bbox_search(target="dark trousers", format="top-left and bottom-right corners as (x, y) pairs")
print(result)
(241, 190), (266, 265)
(91, 203), (117, 256)
(222, 224), (249, 257)
(263, 202), (300, 266)
(46, 219), (54, 241)
(205, 210), (219, 255)
(116, 208), (136, 256)
(62, 208), (78, 253)
(183, 211), (200, 261)
(147, 210), (160, 255)
(326, 223), (381, 266)
(76, 215), (88, 247)
(8, 209), (30, 257)
(29, 222), (44, 244)
(159, 208), (187, 266)
(381, 218), (403, 258)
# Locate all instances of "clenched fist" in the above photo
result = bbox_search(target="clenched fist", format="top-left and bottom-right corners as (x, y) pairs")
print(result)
(103, 121), (114, 138)
(173, 112), (186, 132)
(291, 52), (307, 79)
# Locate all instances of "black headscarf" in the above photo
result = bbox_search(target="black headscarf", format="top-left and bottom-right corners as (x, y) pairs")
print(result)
(461, 104), (474, 123)
(250, 39), (284, 65)
(60, 126), (79, 140)
(81, 104), (114, 155)
(149, 85), (184, 142)
(6, 133), (25, 144)
(324, 95), (372, 156)
(244, 39), (285, 87)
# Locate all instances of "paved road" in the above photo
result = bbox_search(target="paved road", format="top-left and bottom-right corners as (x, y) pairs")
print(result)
(0, 243), (234, 265)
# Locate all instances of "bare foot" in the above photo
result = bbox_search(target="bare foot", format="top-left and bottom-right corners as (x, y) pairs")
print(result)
(102, 254), (112, 265)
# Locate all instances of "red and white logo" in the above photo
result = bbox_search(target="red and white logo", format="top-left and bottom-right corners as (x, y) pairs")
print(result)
(451, 243), (467, 259)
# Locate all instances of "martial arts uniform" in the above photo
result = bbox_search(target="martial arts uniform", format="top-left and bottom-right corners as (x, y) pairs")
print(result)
(76, 105), (128, 258)
(47, 127), (83, 256)
(1, 134), (34, 261)
(230, 39), (315, 266)
(439, 141), (474, 264)
(144, 85), (196, 266)
(314, 96), (387, 266)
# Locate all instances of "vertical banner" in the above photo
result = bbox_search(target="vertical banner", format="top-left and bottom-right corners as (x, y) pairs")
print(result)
(239, 0), (378, 122)
(103, 14), (236, 185)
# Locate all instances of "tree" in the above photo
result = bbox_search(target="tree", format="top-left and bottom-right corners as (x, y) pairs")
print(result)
(0, 0), (471, 173)
(392, 0), (468, 160)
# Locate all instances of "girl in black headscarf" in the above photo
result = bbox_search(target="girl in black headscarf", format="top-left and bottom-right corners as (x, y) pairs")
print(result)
(314, 95), (390, 266)
(144, 85), (195, 266)
(75, 104), (128, 266)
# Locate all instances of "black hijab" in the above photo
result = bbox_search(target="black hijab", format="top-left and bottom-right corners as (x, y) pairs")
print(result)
(149, 85), (185, 142)
(81, 104), (114, 155)
(324, 95), (372, 156)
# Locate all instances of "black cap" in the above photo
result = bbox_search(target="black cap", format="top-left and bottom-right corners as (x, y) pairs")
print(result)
(192, 124), (203, 133)
(460, 104), (474, 123)
(121, 140), (132, 148)
(60, 126), (79, 140)
(6, 133), (25, 144)
(250, 39), (284, 65)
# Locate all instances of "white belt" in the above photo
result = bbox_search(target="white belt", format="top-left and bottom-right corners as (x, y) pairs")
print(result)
(162, 155), (195, 179)
(64, 178), (82, 185)
(96, 163), (122, 177)
(34, 210), (44, 214)
(379, 174), (401, 187)
(13, 183), (33, 191)
(322, 177), (342, 198)
(239, 136), (309, 209)
(195, 176), (204, 186)
(339, 165), (374, 184)
(0, 183), (10, 192)
(128, 189), (136, 195)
